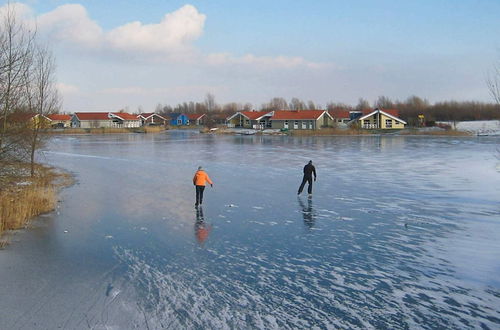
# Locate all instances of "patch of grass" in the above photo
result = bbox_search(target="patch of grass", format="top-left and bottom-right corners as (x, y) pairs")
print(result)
(399, 129), (472, 136)
(290, 128), (372, 136)
(49, 127), (167, 134)
(143, 126), (166, 133)
(0, 163), (73, 238)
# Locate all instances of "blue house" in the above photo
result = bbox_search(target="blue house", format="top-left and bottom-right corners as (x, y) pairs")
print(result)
(169, 113), (189, 126)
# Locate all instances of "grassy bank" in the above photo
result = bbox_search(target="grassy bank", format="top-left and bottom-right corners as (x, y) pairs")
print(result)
(0, 163), (73, 247)
(290, 128), (372, 136)
(398, 128), (472, 136)
(48, 126), (167, 134)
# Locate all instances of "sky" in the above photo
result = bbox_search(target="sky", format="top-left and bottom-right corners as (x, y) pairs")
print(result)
(2, 0), (500, 112)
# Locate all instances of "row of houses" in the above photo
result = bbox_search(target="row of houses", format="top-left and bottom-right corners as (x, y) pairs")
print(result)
(226, 108), (406, 130)
(7, 108), (407, 130)
(7, 112), (206, 129)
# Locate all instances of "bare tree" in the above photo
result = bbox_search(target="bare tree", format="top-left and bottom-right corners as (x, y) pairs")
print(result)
(290, 97), (306, 110)
(262, 97), (289, 111)
(355, 98), (370, 110)
(205, 93), (216, 112)
(23, 45), (60, 176)
(487, 60), (500, 105)
(307, 100), (318, 110)
(0, 4), (36, 160)
(242, 102), (253, 111)
(374, 95), (394, 109)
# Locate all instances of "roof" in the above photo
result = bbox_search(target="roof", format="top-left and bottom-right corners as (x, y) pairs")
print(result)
(47, 114), (71, 121)
(362, 108), (400, 117)
(6, 112), (37, 122)
(328, 109), (350, 119)
(359, 109), (407, 124)
(270, 110), (330, 120)
(74, 112), (110, 120)
(227, 110), (272, 121)
(139, 113), (166, 120)
(187, 113), (206, 120)
(110, 112), (140, 120)
(241, 111), (272, 120)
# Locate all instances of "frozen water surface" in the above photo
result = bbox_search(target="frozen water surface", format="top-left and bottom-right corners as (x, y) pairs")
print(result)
(1, 131), (499, 329)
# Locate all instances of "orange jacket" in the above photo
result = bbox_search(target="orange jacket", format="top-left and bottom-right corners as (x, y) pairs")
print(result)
(193, 170), (213, 186)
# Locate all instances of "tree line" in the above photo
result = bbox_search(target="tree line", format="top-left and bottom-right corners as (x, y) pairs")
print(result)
(154, 93), (500, 127)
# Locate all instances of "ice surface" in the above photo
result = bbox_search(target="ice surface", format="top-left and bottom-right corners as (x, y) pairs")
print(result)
(0, 132), (499, 329)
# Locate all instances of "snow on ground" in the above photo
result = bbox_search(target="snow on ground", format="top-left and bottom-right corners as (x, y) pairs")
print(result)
(439, 120), (500, 135)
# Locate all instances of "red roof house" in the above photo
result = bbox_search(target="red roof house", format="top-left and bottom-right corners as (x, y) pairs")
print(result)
(269, 110), (333, 130)
(187, 113), (206, 126)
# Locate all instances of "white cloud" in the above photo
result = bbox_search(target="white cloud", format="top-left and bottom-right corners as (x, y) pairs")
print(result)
(36, 4), (205, 57)
(37, 4), (103, 48)
(2, 3), (329, 70)
(0, 2), (33, 22)
(206, 52), (330, 69)
(106, 5), (205, 54)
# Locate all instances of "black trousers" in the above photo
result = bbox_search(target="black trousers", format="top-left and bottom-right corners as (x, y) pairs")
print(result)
(298, 176), (313, 194)
(195, 185), (205, 205)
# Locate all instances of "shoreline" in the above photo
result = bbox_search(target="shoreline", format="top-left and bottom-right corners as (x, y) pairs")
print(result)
(0, 163), (74, 248)
(202, 127), (476, 137)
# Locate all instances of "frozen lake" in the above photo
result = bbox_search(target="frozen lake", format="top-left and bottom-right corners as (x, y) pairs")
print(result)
(1, 131), (499, 329)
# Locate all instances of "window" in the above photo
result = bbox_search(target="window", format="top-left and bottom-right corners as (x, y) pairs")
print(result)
(284, 120), (289, 129)
(294, 121), (299, 129)
(385, 119), (392, 128)
(302, 121), (307, 129)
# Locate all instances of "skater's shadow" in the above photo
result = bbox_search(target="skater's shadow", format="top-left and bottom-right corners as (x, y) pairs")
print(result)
(194, 207), (211, 245)
(298, 196), (315, 230)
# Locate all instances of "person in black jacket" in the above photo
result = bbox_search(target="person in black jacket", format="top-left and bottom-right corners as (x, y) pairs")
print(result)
(298, 160), (317, 195)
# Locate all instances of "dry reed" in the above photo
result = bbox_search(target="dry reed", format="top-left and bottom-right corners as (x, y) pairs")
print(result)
(0, 164), (72, 242)
(290, 128), (371, 136)
(398, 129), (472, 136)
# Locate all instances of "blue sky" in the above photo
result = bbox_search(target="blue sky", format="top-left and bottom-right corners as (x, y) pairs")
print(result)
(6, 0), (500, 111)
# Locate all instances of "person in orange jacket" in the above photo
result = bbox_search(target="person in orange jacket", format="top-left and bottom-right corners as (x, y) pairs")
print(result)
(193, 166), (213, 207)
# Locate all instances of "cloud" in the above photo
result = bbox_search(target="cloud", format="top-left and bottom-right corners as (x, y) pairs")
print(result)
(206, 53), (331, 70)
(37, 4), (103, 48)
(0, 2), (33, 22)
(32, 3), (329, 69)
(2, 3), (329, 70)
(106, 5), (205, 54)
(36, 4), (205, 56)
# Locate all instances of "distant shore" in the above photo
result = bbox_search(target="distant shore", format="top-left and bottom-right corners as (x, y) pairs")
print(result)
(201, 127), (476, 137)
(48, 126), (167, 134)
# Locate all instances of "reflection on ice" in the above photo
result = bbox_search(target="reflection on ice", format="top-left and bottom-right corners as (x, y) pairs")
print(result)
(298, 196), (315, 229)
(0, 133), (499, 329)
(195, 207), (211, 245)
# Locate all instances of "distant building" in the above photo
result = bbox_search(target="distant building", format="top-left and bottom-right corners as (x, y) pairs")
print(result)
(47, 114), (72, 128)
(109, 112), (141, 128)
(270, 110), (333, 130)
(226, 111), (273, 129)
(358, 108), (406, 129)
(187, 113), (206, 126)
(169, 113), (189, 126)
(72, 112), (141, 128)
(139, 113), (167, 126)
(328, 109), (351, 124)
(72, 112), (112, 128)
